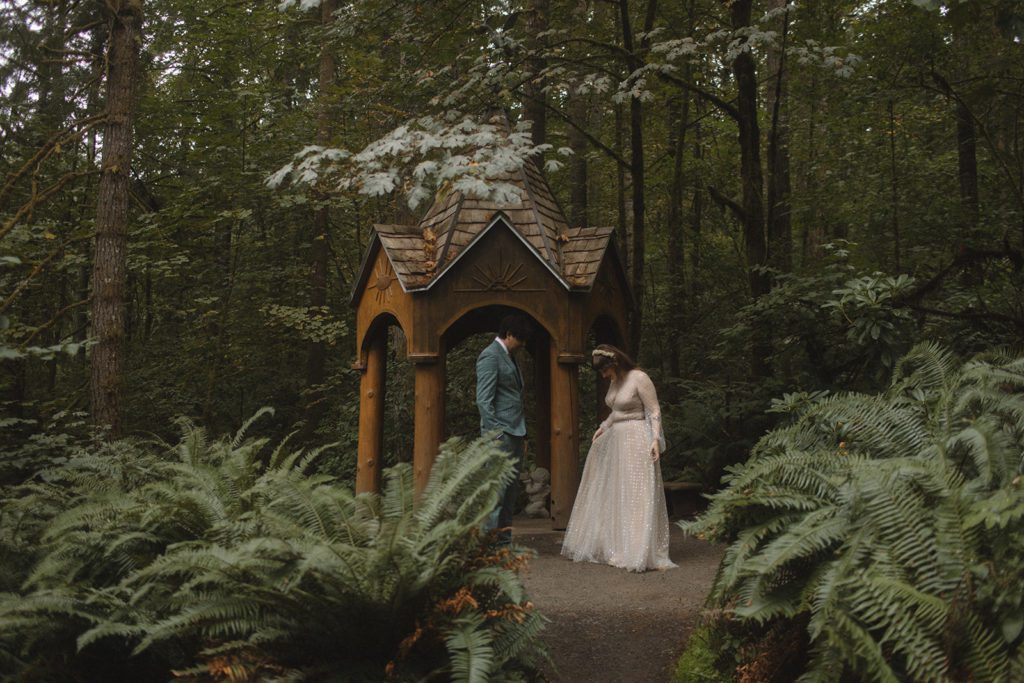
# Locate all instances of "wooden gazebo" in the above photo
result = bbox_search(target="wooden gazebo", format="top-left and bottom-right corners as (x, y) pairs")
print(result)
(350, 158), (631, 528)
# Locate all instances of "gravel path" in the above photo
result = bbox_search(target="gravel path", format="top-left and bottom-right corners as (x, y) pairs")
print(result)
(513, 517), (724, 683)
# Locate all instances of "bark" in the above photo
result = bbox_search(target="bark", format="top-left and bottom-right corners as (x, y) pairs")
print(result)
(568, 94), (589, 228)
(956, 100), (980, 237)
(888, 99), (902, 271)
(620, 0), (657, 356)
(614, 102), (628, 260)
(89, 0), (143, 437)
(690, 100), (704, 297)
(765, 0), (793, 272)
(727, 0), (770, 376)
(302, 0), (337, 439)
(522, 0), (549, 150)
(801, 71), (822, 265)
(666, 90), (689, 377)
(931, 62), (981, 241)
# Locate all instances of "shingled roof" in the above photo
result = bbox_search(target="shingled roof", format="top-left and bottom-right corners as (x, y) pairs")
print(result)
(352, 158), (619, 302)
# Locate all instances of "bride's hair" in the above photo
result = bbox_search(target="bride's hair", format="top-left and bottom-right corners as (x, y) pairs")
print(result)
(590, 344), (636, 374)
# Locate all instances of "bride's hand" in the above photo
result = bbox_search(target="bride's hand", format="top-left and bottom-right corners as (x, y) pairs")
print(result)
(592, 428), (604, 443)
(650, 441), (660, 462)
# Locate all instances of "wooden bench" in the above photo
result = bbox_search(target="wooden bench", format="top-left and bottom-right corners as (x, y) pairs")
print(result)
(664, 481), (705, 519)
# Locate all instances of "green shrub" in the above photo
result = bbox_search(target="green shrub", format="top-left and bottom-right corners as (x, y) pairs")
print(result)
(683, 343), (1024, 682)
(0, 410), (544, 681)
(674, 624), (732, 682)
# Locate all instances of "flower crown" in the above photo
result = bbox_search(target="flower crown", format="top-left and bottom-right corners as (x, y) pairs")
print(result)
(591, 348), (616, 360)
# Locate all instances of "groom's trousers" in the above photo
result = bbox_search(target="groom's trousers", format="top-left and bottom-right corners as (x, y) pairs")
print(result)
(484, 432), (525, 546)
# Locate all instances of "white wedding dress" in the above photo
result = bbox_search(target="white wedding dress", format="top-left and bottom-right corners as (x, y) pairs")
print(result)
(561, 369), (677, 572)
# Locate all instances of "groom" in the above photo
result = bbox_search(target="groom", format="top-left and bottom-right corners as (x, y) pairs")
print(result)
(476, 313), (532, 546)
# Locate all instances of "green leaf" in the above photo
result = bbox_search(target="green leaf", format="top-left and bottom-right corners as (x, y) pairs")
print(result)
(1002, 614), (1023, 644)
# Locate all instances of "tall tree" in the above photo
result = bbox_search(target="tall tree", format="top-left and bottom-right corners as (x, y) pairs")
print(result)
(765, 0), (793, 272)
(89, 0), (143, 437)
(567, 94), (589, 229)
(620, 0), (657, 355)
(302, 0), (338, 439)
(666, 91), (688, 377)
(727, 0), (769, 376)
(522, 0), (549, 150)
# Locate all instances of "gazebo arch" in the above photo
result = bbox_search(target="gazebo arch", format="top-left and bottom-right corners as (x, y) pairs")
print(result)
(440, 303), (553, 349)
(350, 158), (632, 528)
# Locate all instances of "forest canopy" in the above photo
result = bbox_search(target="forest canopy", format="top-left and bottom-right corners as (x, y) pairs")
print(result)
(2, 0), (1023, 454)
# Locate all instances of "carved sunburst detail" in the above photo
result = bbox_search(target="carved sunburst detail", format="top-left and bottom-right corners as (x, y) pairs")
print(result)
(454, 248), (547, 293)
(472, 256), (526, 291)
(373, 260), (396, 304)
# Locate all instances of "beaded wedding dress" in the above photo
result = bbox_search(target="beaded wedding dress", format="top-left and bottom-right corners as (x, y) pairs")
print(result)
(561, 369), (677, 572)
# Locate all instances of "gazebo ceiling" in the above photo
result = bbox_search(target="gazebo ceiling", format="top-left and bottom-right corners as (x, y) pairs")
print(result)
(351, 159), (618, 301)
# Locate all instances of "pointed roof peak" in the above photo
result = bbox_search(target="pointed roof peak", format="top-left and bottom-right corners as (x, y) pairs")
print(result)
(416, 156), (569, 276)
(351, 156), (619, 303)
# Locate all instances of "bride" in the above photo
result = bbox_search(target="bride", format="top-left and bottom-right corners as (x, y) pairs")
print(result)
(561, 344), (676, 572)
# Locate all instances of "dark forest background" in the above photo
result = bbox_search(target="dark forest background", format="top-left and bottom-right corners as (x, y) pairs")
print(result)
(5, 0), (1022, 490)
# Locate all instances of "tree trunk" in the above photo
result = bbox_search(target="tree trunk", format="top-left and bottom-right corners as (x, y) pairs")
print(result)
(956, 100), (980, 238)
(765, 0), (793, 272)
(568, 94), (589, 228)
(888, 99), (902, 271)
(666, 90), (689, 377)
(89, 0), (143, 438)
(801, 71), (822, 265)
(302, 0), (337, 439)
(728, 0), (770, 376)
(522, 0), (549, 150)
(691, 98), (704, 297)
(614, 102), (628, 261)
(620, 0), (657, 357)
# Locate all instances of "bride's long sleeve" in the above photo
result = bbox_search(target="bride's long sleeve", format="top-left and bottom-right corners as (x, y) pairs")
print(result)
(635, 371), (665, 451)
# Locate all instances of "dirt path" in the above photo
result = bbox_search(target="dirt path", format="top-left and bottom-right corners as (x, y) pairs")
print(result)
(513, 517), (724, 683)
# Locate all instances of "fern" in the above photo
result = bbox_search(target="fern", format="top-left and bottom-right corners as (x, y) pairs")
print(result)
(445, 613), (497, 683)
(685, 343), (1024, 681)
(0, 412), (543, 680)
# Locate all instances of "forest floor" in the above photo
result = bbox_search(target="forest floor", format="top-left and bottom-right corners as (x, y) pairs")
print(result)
(514, 517), (724, 682)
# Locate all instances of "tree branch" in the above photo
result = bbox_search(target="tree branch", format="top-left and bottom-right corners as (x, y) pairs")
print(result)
(0, 114), (106, 211)
(925, 70), (1024, 219)
(525, 92), (631, 170)
(0, 171), (98, 243)
(908, 304), (1024, 332)
(657, 70), (741, 121)
(900, 242), (1023, 306)
(707, 184), (746, 223)
(0, 234), (92, 315)
(19, 298), (92, 347)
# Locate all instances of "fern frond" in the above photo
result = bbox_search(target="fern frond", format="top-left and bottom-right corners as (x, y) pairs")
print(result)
(416, 437), (513, 531)
(381, 462), (415, 520)
(445, 614), (495, 683)
(693, 344), (1024, 682)
(231, 407), (275, 449)
(490, 609), (546, 664)
(465, 566), (526, 605)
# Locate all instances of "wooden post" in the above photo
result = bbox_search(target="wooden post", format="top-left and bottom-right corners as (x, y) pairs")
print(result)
(356, 333), (386, 493)
(413, 353), (446, 495)
(533, 337), (551, 471)
(549, 343), (580, 529)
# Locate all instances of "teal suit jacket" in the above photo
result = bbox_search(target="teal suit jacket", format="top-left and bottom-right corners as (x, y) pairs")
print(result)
(476, 339), (526, 437)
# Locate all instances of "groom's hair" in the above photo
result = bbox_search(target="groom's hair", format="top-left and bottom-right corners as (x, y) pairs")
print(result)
(498, 314), (532, 342)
